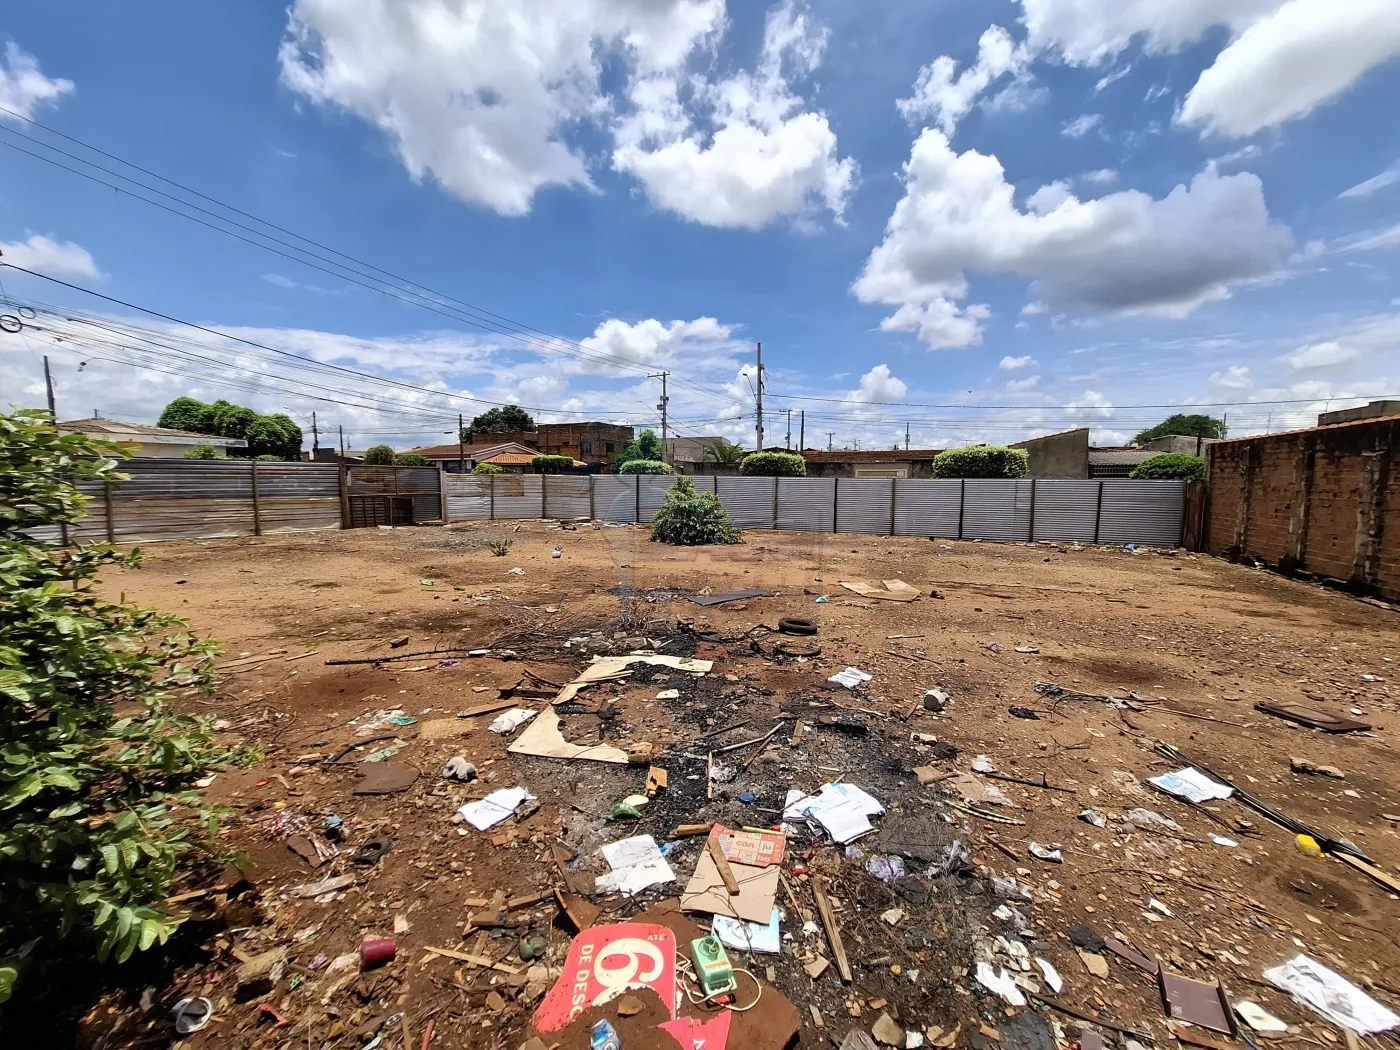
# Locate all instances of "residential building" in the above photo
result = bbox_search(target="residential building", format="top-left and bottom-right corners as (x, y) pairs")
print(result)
(1318, 399), (1400, 426)
(1087, 447), (1159, 478)
(455, 422), (635, 471)
(1011, 429), (1090, 478)
(57, 417), (247, 458)
(404, 441), (539, 472)
(799, 449), (944, 478)
(1140, 434), (1219, 456)
(666, 435), (739, 474)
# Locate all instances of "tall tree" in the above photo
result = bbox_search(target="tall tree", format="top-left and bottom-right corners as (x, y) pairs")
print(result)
(155, 398), (303, 460)
(464, 406), (535, 438)
(615, 429), (663, 469)
(1134, 414), (1227, 445)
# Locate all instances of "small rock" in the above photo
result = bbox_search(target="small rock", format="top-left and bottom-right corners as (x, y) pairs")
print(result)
(873, 1013), (905, 1047)
(1290, 757), (1344, 779)
(617, 995), (645, 1017)
(1078, 950), (1109, 978)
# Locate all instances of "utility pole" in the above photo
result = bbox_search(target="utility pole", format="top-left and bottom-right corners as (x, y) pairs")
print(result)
(43, 355), (56, 419)
(785, 408), (792, 450)
(754, 343), (765, 452)
(339, 425), (345, 457)
(648, 371), (670, 459)
(905, 422), (910, 451)
(827, 432), (835, 451)
(458, 413), (465, 473)
(799, 410), (805, 451)
(311, 411), (320, 453)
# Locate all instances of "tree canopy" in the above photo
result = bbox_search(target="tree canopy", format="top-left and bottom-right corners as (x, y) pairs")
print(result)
(362, 445), (395, 465)
(393, 453), (429, 466)
(156, 398), (302, 460)
(464, 406), (535, 437)
(1133, 414), (1226, 445)
(1129, 453), (1206, 483)
(615, 429), (664, 470)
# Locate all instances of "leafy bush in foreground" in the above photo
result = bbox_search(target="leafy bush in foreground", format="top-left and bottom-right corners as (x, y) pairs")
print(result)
(0, 411), (243, 1000)
(472, 463), (505, 475)
(650, 475), (742, 545)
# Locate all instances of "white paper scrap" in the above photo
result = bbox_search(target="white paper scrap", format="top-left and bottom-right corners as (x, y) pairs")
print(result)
(487, 708), (537, 735)
(975, 961), (1027, 1007)
(713, 909), (781, 954)
(458, 787), (534, 831)
(1148, 767), (1234, 803)
(1035, 957), (1063, 994)
(784, 783), (884, 844)
(1234, 1001), (1288, 1034)
(1263, 955), (1400, 1035)
(596, 835), (675, 895)
(827, 667), (873, 689)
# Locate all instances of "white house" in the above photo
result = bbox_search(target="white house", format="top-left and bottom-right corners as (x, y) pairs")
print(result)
(58, 417), (248, 458)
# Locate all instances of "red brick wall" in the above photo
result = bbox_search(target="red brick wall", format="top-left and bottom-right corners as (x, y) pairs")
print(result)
(1205, 418), (1398, 600)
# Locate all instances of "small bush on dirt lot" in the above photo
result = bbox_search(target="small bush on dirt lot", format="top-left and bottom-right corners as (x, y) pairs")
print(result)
(650, 476), (742, 545)
(362, 444), (394, 465)
(486, 538), (512, 556)
(0, 411), (244, 1001)
(1129, 452), (1205, 483)
(932, 445), (1029, 479)
(619, 460), (671, 475)
(472, 463), (504, 475)
(739, 451), (806, 476)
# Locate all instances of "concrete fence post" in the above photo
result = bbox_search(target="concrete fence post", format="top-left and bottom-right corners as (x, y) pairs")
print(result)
(772, 476), (780, 530)
(1283, 436), (1316, 572)
(889, 478), (898, 536)
(589, 475), (596, 520)
(1027, 478), (1037, 542)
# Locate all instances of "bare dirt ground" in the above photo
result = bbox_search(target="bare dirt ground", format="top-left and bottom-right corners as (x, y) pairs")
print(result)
(62, 521), (1400, 1050)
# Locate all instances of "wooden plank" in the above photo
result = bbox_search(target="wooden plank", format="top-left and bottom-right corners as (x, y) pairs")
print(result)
(707, 835), (741, 896)
(420, 946), (521, 974)
(811, 875), (852, 983)
(1333, 850), (1400, 894)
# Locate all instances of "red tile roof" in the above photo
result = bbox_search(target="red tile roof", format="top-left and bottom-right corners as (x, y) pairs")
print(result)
(407, 441), (534, 458)
(800, 449), (944, 463)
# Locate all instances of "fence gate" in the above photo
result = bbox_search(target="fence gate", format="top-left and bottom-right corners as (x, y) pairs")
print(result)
(346, 465), (443, 527)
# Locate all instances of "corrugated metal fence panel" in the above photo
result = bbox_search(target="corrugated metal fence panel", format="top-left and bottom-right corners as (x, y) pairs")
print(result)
(121, 459), (255, 498)
(777, 477), (835, 532)
(543, 476), (592, 519)
(254, 463), (340, 498)
(962, 480), (1033, 541)
(258, 498), (342, 534)
(893, 480), (962, 537)
(836, 479), (895, 535)
(348, 466), (397, 495)
(1031, 480), (1100, 543)
(638, 476), (678, 523)
(444, 475), (492, 520)
(1098, 480), (1185, 547)
(716, 477), (774, 528)
(347, 465), (440, 520)
(594, 476), (638, 522)
(491, 475), (544, 519)
(113, 498), (257, 542)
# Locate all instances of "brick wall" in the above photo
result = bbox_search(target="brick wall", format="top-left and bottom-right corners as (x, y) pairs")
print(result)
(1205, 417), (1399, 601)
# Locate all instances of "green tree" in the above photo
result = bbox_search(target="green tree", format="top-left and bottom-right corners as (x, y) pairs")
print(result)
(157, 398), (214, 434)
(156, 399), (301, 460)
(243, 414), (302, 460)
(703, 440), (745, 466)
(1133, 414), (1226, 445)
(1129, 453), (1206, 483)
(393, 453), (429, 466)
(739, 451), (806, 477)
(615, 429), (664, 469)
(932, 446), (1029, 479)
(532, 455), (573, 474)
(0, 411), (242, 1000)
(650, 475), (741, 545)
(362, 445), (395, 465)
(472, 463), (504, 475)
(181, 444), (218, 460)
(619, 460), (671, 475)
(464, 406), (535, 438)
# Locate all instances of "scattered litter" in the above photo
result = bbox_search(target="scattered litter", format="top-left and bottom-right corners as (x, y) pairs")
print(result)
(656, 689), (680, 700)
(1210, 834), (1239, 847)
(1067, 925), (1106, 952)
(1159, 971), (1234, 1034)
(1295, 833), (1323, 858)
(1125, 808), (1183, 833)
(975, 961), (1027, 1006)
(1009, 707), (1040, 720)
(682, 848), (780, 923)
(507, 567), (525, 575)
(488, 708), (537, 734)
(972, 754), (995, 773)
(784, 783), (885, 843)
(551, 547), (562, 558)
(881, 907), (905, 925)
(1035, 958), (1063, 993)
(923, 688), (949, 712)
(828, 667), (873, 689)
(353, 762), (419, 795)
(171, 997), (214, 1035)
(692, 589), (771, 607)
(1147, 897), (1173, 917)
(713, 909), (782, 954)
(1290, 757), (1345, 779)
(1148, 767), (1234, 803)
(1255, 702), (1371, 733)
(1360, 673), (1384, 682)
(1028, 842), (1063, 863)
(867, 855), (906, 882)
(1234, 1001), (1288, 1034)
(1014, 645), (1040, 654)
(873, 1012), (907, 1046)
(838, 579), (920, 602)
(508, 708), (638, 764)
(442, 757), (477, 781)
(596, 835), (675, 895)
(360, 936), (396, 971)
(289, 874), (355, 899)
(352, 838), (392, 865)
(458, 787), (535, 831)
(1078, 808), (1107, 827)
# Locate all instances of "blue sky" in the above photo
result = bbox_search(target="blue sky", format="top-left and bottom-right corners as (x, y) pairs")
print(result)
(2, 0), (1399, 452)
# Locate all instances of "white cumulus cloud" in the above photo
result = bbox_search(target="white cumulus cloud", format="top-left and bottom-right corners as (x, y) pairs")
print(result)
(897, 25), (1031, 135)
(577, 316), (735, 375)
(0, 234), (101, 279)
(849, 363), (907, 404)
(852, 129), (1291, 348)
(612, 1), (856, 229)
(0, 42), (74, 121)
(1287, 340), (1359, 371)
(1000, 355), (1035, 370)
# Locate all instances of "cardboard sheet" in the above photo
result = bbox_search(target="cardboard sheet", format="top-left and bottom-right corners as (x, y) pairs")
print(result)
(507, 707), (632, 763)
(554, 654), (713, 705)
(710, 824), (786, 867)
(838, 579), (920, 602)
(680, 851), (780, 924)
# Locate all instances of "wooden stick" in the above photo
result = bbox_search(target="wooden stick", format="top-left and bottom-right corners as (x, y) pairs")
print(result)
(711, 722), (786, 754)
(699, 720), (752, 740)
(1160, 706), (1251, 729)
(1333, 850), (1400, 894)
(670, 824), (712, 838)
(811, 875), (852, 983)
(707, 835), (741, 895)
(420, 946), (521, 974)
(1029, 994), (1149, 1040)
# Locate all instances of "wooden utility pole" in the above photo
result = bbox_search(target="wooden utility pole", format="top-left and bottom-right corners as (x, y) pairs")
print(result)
(458, 413), (465, 474)
(649, 372), (670, 460)
(43, 355), (56, 418)
(799, 410), (805, 451)
(785, 408), (792, 449)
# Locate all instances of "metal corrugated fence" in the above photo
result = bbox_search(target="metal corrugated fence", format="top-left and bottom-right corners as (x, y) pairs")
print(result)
(441, 474), (1185, 547)
(36, 459), (342, 545)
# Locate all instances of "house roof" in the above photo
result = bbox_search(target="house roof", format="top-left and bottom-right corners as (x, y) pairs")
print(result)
(1208, 411), (1400, 447)
(801, 449), (944, 463)
(481, 451), (586, 468)
(58, 417), (246, 446)
(407, 441), (535, 459)
(1088, 448), (1158, 466)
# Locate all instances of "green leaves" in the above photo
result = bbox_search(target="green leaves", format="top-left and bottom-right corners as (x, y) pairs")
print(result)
(650, 476), (743, 546)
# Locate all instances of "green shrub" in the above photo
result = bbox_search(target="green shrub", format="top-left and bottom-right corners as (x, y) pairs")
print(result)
(362, 444), (395, 465)
(615, 429), (664, 470)
(486, 538), (512, 557)
(0, 411), (244, 999)
(472, 463), (505, 475)
(932, 446), (1029, 479)
(619, 460), (672, 475)
(393, 453), (429, 466)
(650, 476), (742, 546)
(181, 444), (218, 460)
(1129, 453), (1206, 483)
(739, 451), (806, 477)
(532, 455), (573, 474)
(254, 454), (282, 461)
